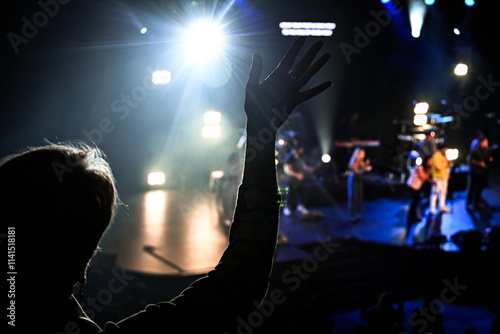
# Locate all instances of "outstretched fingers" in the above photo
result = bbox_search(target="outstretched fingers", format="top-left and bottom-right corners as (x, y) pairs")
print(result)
(247, 53), (263, 87)
(275, 37), (306, 75)
(297, 81), (332, 105)
(290, 41), (325, 78)
(298, 52), (331, 87)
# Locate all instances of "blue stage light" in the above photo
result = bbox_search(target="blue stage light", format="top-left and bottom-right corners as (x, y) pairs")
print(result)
(424, 0), (435, 5)
(464, 0), (475, 7)
(381, 0), (391, 4)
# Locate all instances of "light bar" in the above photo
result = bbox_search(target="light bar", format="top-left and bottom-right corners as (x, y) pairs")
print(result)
(279, 22), (336, 36)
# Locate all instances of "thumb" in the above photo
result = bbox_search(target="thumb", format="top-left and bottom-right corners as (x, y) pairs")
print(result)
(247, 53), (262, 87)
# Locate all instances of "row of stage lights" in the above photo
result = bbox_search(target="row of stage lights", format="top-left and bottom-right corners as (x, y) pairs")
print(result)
(382, 0), (475, 38)
(382, 0), (475, 6)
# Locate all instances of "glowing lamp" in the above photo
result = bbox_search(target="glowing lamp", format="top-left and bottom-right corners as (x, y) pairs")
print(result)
(152, 71), (171, 85)
(203, 111), (221, 124)
(202, 125), (221, 138)
(446, 148), (459, 161)
(321, 154), (331, 163)
(413, 114), (428, 126)
(414, 102), (429, 114)
(454, 63), (468, 76)
(147, 172), (166, 186)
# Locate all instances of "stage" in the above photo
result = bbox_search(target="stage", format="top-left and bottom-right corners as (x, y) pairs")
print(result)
(80, 169), (500, 332)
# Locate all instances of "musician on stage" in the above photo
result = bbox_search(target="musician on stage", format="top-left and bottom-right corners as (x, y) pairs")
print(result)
(347, 147), (372, 222)
(467, 136), (494, 211)
(283, 144), (314, 216)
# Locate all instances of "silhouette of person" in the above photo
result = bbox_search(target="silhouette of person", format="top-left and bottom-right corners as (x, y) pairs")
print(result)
(492, 299), (500, 334)
(406, 156), (434, 237)
(347, 147), (372, 222)
(0, 36), (332, 333)
(414, 131), (437, 161)
(467, 136), (493, 210)
(283, 144), (314, 216)
(355, 291), (405, 334)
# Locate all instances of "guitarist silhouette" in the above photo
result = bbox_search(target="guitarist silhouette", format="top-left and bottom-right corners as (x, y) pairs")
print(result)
(283, 145), (321, 216)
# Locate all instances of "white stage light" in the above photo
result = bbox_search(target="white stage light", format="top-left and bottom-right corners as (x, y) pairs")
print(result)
(454, 63), (468, 76)
(446, 148), (459, 161)
(152, 70), (171, 85)
(279, 22), (336, 37)
(321, 154), (331, 163)
(140, 27), (148, 34)
(202, 125), (221, 138)
(453, 28), (461, 35)
(203, 110), (221, 124)
(413, 114), (428, 126)
(185, 20), (225, 63)
(409, 0), (427, 38)
(147, 171), (166, 186)
(414, 102), (429, 114)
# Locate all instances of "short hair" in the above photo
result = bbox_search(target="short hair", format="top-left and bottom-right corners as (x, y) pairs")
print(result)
(0, 142), (118, 276)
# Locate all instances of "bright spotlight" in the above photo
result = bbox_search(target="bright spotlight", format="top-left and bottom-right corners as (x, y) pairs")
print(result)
(464, 0), (475, 7)
(152, 70), (171, 85)
(446, 148), (459, 161)
(210, 170), (224, 179)
(203, 110), (221, 124)
(202, 125), (221, 138)
(415, 157), (422, 166)
(453, 28), (461, 35)
(321, 154), (331, 163)
(409, 0), (427, 38)
(414, 114), (428, 126)
(414, 102), (429, 114)
(454, 63), (468, 76)
(147, 171), (166, 186)
(140, 27), (148, 34)
(184, 20), (226, 63)
(424, 0), (435, 5)
(381, 0), (391, 4)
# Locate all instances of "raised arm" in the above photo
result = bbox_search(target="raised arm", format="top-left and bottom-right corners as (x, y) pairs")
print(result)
(105, 37), (331, 334)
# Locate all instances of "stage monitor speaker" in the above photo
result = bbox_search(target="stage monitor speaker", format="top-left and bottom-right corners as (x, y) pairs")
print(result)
(450, 230), (483, 251)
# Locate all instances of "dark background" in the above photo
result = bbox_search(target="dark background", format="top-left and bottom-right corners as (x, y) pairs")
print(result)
(1, 0), (499, 196)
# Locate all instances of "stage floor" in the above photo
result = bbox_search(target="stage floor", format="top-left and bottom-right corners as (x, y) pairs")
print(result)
(98, 174), (500, 277)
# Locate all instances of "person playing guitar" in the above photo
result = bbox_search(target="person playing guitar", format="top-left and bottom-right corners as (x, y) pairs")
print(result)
(283, 144), (319, 216)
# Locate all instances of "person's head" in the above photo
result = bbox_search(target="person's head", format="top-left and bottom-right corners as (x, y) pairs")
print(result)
(357, 148), (366, 159)
(377, 291), (394, 310)
(479, 137), (489, 149)
(294, 145), (304, 155)
(426, 131), (435, 141)
(0, 142), (118, 301)
(423, 156), (432, 169)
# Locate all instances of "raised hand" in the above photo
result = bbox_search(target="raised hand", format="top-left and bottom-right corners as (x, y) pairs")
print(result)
(244, 37), (332, 134)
